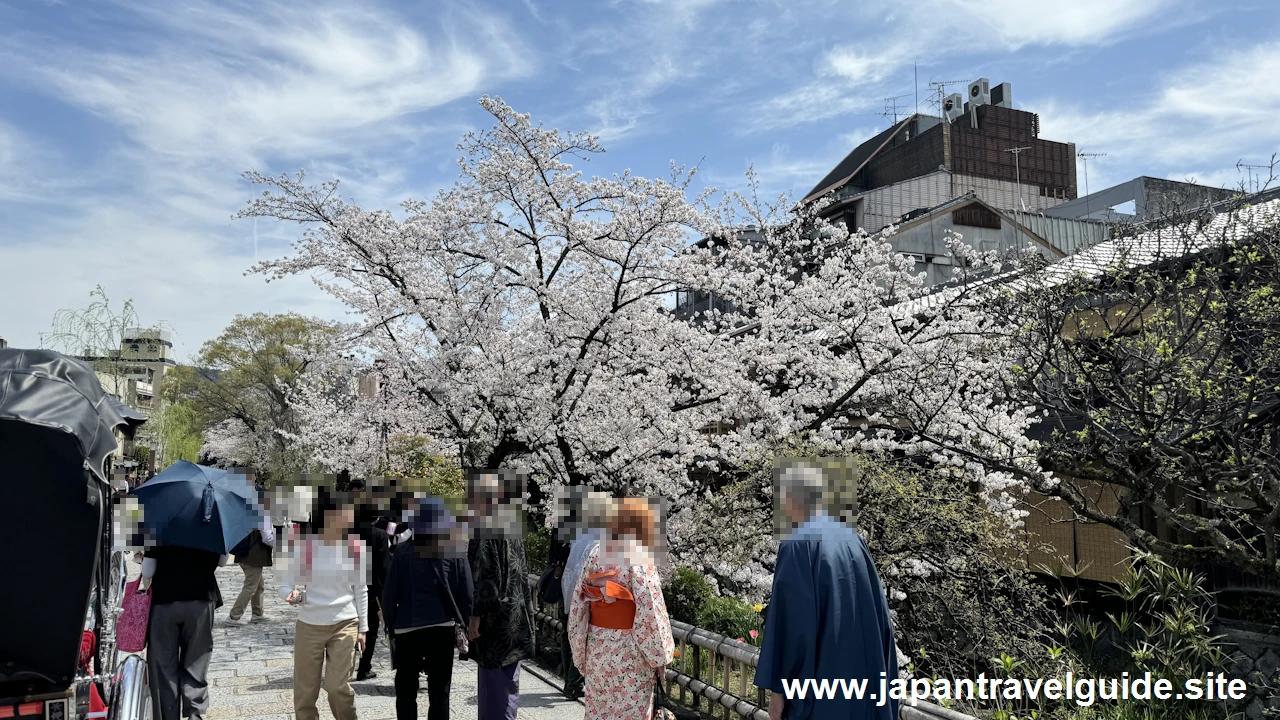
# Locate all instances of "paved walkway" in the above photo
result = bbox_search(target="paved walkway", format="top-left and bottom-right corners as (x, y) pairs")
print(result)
(149, 561), (584, 720)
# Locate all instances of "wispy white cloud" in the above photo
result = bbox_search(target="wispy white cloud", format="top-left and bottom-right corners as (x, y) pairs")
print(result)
(702, 141), (833, 198)
(567, 0), (738, 143)
(1036, 41), (1280, 189)
(744, 0), (1181, 134)
(0, 0), (530, 353)
(3, 1), (526, 170)
(932, 0), (1177, 49)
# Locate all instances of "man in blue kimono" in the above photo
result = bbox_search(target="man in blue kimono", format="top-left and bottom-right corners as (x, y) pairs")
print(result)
(754, 463), (898, 720)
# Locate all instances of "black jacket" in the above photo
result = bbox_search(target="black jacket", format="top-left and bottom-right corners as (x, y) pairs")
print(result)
(358, 514), (392, 599)
(468, 536), (536, 669)
(382, 542), (474, 633)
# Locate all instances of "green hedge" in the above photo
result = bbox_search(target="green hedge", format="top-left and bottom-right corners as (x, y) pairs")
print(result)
(698, 594), (761, 640)
(525, 525), (551, 574)
(664, 566), (761, 641)
(665, 567), (713, 625)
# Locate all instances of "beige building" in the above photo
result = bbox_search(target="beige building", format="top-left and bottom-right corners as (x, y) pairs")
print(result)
(77, 328), (177, 397)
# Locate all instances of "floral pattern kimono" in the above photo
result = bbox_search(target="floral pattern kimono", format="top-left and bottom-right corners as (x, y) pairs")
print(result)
(568, 544), (675, 720)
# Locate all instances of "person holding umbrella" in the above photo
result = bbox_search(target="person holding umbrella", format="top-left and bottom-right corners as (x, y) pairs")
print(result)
(133, 461), (264, 720)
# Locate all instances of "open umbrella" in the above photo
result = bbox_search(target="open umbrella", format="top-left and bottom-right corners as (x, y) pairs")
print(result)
(132, 461), (263, 555)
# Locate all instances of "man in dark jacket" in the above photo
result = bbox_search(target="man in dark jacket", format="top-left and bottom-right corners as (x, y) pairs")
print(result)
(347, 476), (391, 681)
(382, 497), (474, 720)
(228, 477), (275, 626)
(467, 470), (535, 720)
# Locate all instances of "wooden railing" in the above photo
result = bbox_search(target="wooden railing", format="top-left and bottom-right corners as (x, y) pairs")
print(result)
(526, 575), (975, 720)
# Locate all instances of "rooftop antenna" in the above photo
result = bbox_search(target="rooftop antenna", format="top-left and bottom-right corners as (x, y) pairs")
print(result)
(1077, 150), (1107, 220)
(877, 94), (911, 125)
(1237, 160), (1270, 194)
(1003, 146), (1033, 212)
(914, 63), (919, 115)
(927, 78), (971, 120)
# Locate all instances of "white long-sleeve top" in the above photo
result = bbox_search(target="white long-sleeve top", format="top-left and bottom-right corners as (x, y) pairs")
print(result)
(259, 517), (276, 548)
(277, 538), (369, 633)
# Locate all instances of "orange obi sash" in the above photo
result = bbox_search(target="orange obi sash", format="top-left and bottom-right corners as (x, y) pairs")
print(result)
(582, 571), (637, 630)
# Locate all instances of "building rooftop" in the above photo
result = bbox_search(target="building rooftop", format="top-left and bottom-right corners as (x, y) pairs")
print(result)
(801, 79), (1077, 211)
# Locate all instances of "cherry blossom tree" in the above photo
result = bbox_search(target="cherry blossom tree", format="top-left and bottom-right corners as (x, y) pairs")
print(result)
(240, 97), (739, 508)
(687, 185), (1044, 523)
(241, 99), (1043, 588)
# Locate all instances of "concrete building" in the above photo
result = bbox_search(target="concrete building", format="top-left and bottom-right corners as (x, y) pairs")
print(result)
(1039, 175), (1237, 222)
(882, 193), (1107, 286)
(803, 79), (1077, 235)
(76, 328), (178, 397)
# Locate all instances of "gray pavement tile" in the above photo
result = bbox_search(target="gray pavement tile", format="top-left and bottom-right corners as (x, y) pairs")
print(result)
(204, 564), (584, 720)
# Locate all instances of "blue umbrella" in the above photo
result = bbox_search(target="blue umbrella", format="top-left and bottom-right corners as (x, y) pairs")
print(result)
(132, 461), (264, 554)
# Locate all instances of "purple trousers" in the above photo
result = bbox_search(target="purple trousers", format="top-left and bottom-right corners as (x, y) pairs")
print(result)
(476, 661), (521, 720)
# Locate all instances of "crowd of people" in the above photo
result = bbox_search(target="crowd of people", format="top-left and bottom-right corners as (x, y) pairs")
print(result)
(130, 461), (897, 720)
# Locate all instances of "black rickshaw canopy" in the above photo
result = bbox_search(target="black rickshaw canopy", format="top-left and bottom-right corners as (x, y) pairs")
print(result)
(0, 348), (127, 697)
(0, 348), (128, 484)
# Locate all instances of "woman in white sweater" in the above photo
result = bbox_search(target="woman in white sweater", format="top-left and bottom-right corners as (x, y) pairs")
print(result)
(278, 488), (370, 720)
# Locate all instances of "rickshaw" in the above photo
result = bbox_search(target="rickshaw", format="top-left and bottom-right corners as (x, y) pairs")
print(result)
(0, 348), (149, 720)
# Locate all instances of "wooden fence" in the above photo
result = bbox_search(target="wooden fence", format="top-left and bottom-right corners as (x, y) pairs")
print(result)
(526, 575), (975, 720)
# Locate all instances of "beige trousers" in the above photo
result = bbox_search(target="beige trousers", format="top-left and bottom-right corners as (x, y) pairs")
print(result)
(229, 564), (264, 620)
(293, 618), (358, 720)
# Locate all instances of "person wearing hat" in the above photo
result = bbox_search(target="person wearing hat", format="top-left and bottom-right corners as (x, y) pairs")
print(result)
(381, 497), (474, 720)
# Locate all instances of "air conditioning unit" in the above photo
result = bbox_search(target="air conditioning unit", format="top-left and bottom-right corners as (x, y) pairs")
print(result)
(967, 78), (990, 107)
(991, 82), (1012, 108)
(943, 93), (964, 123)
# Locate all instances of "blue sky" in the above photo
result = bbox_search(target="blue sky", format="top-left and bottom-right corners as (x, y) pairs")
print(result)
(2, 0), (1278, 358)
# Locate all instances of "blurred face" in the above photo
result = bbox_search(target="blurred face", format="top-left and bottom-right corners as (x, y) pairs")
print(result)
(326, 504), (355, 533)
(783, 494), (807, 526)
(471, 476), (500, 518)
(604, 531), (629, 554)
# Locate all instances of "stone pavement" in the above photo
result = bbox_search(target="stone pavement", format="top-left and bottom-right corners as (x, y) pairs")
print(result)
(201, 563), (585, 720)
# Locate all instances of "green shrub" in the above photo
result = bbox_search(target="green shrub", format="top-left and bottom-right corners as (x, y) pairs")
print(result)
(524, 524), (551, 574)
(664, 567), (713, 625)
(697, 594), (762, 640)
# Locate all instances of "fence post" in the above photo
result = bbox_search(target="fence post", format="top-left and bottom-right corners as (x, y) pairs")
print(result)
(679, 637), (688, 704)
(692, 642), (702, 712)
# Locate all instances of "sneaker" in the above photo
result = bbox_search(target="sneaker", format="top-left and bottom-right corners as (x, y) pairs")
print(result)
(225, 617), (247, 627)
(249, 615), (268, 624)
(355, 670), (377, 681)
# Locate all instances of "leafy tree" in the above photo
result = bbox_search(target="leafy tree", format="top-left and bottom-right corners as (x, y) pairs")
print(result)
(152, 399), (205, 467)
(43, 285), (167, 391)
(379, 434), (465, 498)
(1001, 198), (1280, 580)
(43, 285), (173, 461)
(164, 312), (336, 483)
